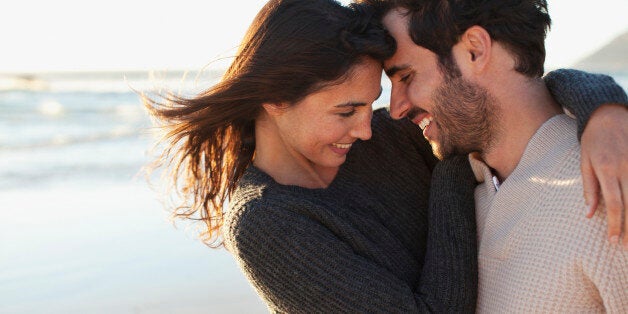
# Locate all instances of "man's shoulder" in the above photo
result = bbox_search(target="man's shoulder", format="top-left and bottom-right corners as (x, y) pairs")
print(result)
(530, 141), (610, 253)
(531, 114), (579, 154)
(521, 115), (604, 242)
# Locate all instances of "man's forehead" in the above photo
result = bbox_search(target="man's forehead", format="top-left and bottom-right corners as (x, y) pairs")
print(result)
(382, 9), (413, 76)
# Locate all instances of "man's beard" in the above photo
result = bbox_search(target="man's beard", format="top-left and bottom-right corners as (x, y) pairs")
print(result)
(429, 69), (501, 160)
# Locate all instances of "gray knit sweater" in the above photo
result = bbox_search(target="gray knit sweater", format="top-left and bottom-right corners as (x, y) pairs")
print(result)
(222, 69), (627, 313)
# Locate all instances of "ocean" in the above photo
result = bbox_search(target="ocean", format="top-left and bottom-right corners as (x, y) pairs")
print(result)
(0, 70), (267, 314)
(1, 70), (626, 313)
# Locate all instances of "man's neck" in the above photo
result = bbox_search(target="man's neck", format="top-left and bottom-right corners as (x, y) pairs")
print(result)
(480, 77), (562, 182)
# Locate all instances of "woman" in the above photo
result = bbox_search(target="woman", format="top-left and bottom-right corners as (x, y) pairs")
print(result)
(144, 0), (625, 312)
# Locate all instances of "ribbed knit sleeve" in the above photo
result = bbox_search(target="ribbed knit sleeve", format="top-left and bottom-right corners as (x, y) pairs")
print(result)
(419, 155), (478, 313)
(543, 69), (628, 139)
(228, 192), (477, 313)
(229, 199), (430, 313)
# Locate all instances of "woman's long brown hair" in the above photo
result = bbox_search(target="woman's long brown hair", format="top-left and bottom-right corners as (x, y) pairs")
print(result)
(144, 0), (395, 247)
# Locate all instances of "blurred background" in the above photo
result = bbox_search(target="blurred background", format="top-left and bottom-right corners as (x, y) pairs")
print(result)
(1, 0), (626, 313)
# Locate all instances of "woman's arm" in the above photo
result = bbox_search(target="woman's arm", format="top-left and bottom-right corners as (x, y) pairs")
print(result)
(544, 69), (628, 246)
(579, 104), (628, 248)
(229, 199), (474, 313)
(544, 69), (627, 139)
(418, 155), (478, 313)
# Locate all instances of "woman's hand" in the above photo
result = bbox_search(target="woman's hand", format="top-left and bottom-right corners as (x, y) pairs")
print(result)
(581, 104), (628, 248)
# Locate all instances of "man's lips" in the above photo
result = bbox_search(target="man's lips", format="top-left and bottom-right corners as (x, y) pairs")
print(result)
(407, 108), (435, 139)
(417, 115), (434, 130)
(408, 108), (431, 128)
(407, 107), (427, 123)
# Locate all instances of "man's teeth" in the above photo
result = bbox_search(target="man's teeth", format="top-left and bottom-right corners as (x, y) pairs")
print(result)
(418, 116), (433, 130)
(332, 143), (352, 149)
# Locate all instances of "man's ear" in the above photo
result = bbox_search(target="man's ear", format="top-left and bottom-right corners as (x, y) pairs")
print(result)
(456, 25), (492, 73)
(262, 103), (288, 117)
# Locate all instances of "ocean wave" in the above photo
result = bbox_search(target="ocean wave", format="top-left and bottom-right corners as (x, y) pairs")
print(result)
(38, 100), (64, 116)
(1, 97), (147, 119)
(0, 162), (146, 190)
(0, 70), (223, 93)
(0, 75), (49, 91)
(0, 127), (143, 151)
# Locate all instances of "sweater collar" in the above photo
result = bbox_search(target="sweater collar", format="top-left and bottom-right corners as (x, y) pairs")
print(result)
(468, 114), (574, 189)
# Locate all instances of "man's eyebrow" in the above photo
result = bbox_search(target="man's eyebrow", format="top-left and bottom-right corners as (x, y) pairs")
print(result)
(384, 65), (409, 77)
(335, 87), (383, 107)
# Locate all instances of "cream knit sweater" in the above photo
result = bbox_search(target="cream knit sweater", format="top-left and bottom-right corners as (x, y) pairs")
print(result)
(470, 114), (628, 313)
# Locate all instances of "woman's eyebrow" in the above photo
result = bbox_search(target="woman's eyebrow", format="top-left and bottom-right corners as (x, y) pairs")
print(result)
(335, 87), (383, 107)
(335, 102), (367, 108)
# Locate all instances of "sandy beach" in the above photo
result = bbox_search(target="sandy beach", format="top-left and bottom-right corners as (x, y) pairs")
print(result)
(0, 182), (267, 313)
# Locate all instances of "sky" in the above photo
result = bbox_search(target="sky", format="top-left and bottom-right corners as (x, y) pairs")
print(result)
(1, 0), (626, 73)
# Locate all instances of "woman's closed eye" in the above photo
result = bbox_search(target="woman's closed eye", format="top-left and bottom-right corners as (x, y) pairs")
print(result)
(338, 109), (356, 118)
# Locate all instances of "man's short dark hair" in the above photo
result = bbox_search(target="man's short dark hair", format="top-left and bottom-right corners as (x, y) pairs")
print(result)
(361, 0), (552, 77)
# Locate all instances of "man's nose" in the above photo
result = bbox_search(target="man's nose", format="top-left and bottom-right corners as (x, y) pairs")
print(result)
(389, 85), (410, 120)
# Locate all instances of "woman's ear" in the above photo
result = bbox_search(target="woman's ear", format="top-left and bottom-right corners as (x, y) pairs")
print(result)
(457, 25), (492, 73)
(262, 103), (287, 117)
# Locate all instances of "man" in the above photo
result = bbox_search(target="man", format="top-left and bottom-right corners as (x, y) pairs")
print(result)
(367, 0), (628, 311)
